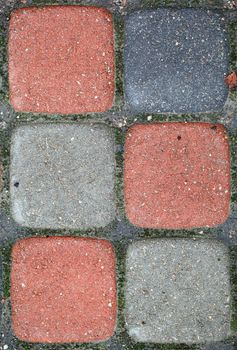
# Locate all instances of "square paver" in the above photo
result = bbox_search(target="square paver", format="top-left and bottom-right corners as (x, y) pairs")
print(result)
(125, 238), (231, 344)
(124, 122), (230, 229)
(124, 9), (229, 113)
(8, 6), (115, 114)
(11, 237), (117, 343)
(10, 123), (115, 229)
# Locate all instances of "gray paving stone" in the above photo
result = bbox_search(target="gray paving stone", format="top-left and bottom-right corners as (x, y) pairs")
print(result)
(10, 123), (116, 229)
(124, 9), (229, 114)
(125, 238), (231, 344)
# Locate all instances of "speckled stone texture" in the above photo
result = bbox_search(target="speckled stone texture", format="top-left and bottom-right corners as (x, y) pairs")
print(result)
(125, 238), (231, 344)
(8, 6), (115, 114)
(11, 237), (117, 343)
(124, 9), (229, 114)
(124, 122), (230, 229)
(10, 123), (115, 229)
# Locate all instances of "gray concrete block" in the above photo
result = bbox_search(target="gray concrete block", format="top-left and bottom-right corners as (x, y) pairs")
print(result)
(125, 238), (231, 344)
(10, 123), (116, 229)
(124, 9), (229, 114)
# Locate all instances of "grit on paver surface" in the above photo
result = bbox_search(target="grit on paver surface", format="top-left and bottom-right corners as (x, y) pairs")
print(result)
(10, 123), (116, 229)
(125, 238), (231, 344)
(8, 6), (115, 114)
(124, 9), (229, 114)
(11, 237), (117, 343)
(124, 122), (230, 229)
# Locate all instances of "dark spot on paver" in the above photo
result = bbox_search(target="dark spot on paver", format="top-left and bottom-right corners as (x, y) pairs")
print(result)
(177, 135), (182, 140)
(8, 6), (115, 114)
(142, 288), (149, 295)
(124, 9), (229, 114)
(13, 182), (19, 188)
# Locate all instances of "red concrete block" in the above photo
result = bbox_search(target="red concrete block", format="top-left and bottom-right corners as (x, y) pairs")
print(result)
(8, 6), (115, 114)
(11, 237), (117, 343)
(124, 123), (230, 229)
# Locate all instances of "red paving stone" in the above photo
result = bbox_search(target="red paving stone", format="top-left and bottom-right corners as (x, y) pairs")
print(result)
(11, 237), (117, 343)
(124, 122), (231, 229)
(8, 6), (115, 114)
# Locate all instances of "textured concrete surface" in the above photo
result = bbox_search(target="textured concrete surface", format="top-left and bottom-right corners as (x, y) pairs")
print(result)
(126, 239), (231, 344)
(124, 122), (230, 229)
(124, 9), (229, 114)
(8, 6), (115, 114)
(11, 237), (117, 343)
(10, 123), (116, 229)
(0, 1), (236, 350)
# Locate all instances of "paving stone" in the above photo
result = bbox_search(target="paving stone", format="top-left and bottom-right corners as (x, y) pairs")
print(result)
(11, 237), (117, 343)
(124, 9), (229, 113)
(8, 6), (115, 114)
(124, 122), (230, 229)
(10, 123), (115, 229)
(125, 238), (231, 344)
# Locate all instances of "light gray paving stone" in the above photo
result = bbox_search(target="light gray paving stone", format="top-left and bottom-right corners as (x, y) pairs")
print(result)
(124, 9), (229, 114)
(10, 123), (116, 229)
(125, 238), (231, 344)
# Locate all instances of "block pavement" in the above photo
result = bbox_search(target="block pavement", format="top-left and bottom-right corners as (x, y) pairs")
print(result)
(0, 1), (237, 350)
(10, 123), (116, 229)
(11, 237), (117, 343)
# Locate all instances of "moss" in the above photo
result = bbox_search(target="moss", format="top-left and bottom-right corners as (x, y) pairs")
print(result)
(14, 339), (108, 350)
(114, 17), (124, 111)
(230, 247), (237, 332)
(141, 0), (224, 9)
(0, 242), (12, 298)
(230, 134), (237, 203)
(115, 127), (126, 217)
(228, 19), (237, 70)
(114, 240), (127, 334)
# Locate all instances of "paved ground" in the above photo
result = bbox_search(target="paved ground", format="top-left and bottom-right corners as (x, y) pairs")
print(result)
(11, 237), (117, 343)
(1, 1), (237, 350)
(124, 122), (230, 229)
(126, 239), (230, 344)
(10, 123), (116, 229)
(124, 9), (229, 114)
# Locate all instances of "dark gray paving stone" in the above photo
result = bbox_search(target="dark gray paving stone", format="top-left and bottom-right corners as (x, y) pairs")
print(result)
(125, 238), (231, 344)
(124, 9), (229, 114)
(10, 123), (116, 229)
